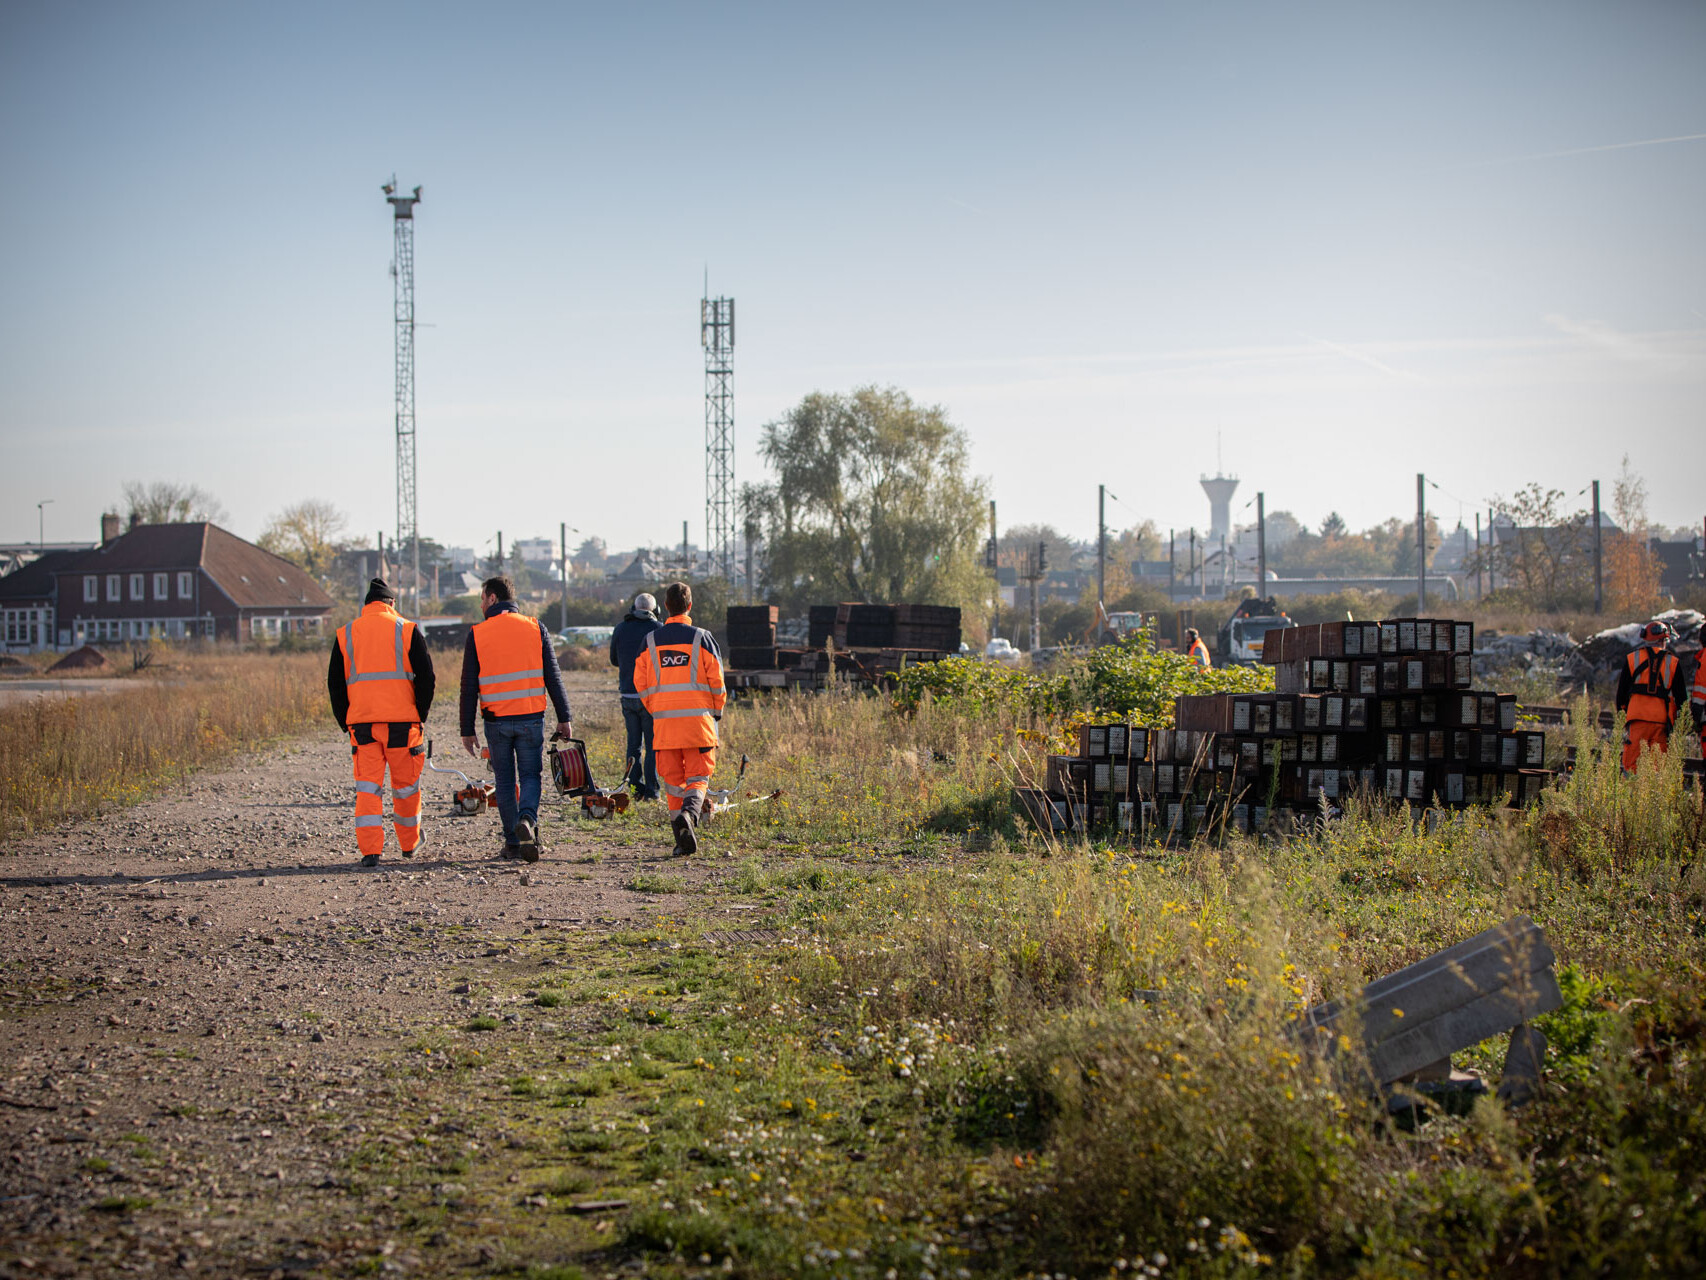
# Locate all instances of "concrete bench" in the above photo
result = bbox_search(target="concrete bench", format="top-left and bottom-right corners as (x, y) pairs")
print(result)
(1296, 914), (1562, 1107)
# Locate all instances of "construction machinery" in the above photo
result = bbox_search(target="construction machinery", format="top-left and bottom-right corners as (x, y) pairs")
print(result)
(1217, 596), (1294, 665)
(702, 753), (782, 822)
(424, 740), (496, 816)
(548, 735), (631, 819)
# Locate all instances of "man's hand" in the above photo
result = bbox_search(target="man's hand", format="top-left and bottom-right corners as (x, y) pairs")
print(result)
(555, 721), (572, 740)
(462, 735), (480, 757)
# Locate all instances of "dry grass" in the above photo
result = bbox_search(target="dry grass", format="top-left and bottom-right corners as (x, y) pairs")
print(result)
(0, 649), (327, 839)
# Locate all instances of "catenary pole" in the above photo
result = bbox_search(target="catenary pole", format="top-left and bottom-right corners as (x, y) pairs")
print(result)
(1416, 474), (1426, 611)
(1096, 484), (1106, 643)
(1256, 492), (1267, 591)
(1592, 480), (1603, 614)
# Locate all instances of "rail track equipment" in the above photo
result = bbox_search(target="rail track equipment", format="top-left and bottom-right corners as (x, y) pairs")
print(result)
(549, 736), (595, 797)
(548, 734), (631, 819)
(703, 753), (783, 822)
(424, 739), (495, 816)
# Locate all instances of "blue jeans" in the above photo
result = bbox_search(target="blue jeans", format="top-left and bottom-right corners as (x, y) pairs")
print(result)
(622, 698), (658, 796)
(485, 714), (544, 843)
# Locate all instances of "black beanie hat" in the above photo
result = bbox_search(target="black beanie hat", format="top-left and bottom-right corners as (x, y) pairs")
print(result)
(364, 578), (397, 605)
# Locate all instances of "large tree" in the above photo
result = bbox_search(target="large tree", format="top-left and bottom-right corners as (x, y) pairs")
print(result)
(121, 480), (227, 525)
(257, 499), (349, 576)
(745, 386), (990, 611)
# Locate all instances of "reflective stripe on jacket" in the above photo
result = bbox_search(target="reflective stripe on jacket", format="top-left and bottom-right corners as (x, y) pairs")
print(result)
(1187, 639), (1211, 669)
(1626, 648), (1679, 727)
(472, 610), (550, 716)
(633, 614), (726, 748)
(338, 602), (419, 724)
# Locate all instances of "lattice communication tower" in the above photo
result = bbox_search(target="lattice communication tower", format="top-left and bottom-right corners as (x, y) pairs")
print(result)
(384, 178), (422, 615)
(701, 294), (735, 581)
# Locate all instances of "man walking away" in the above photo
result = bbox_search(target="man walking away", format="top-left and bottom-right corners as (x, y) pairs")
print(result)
(609, 592), (662, 800)
(632, 582), (726, 856)
(460, 577), (572, 861)
(328, 578), (436, 867)
(1615, 620), (1685, 771)
(1184, 627), (1212, 669)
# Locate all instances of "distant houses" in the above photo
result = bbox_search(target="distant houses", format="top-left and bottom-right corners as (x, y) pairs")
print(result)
(0, 515), (333, 652)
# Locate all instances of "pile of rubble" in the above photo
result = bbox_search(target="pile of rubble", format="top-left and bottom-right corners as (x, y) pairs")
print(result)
(1471, 609), (1703, 688)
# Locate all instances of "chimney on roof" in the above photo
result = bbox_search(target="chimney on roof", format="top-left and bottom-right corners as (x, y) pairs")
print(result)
(101, 512), (121, 545)
(129, 513), (141, 532)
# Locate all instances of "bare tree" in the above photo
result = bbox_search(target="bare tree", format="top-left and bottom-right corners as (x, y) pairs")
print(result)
(257, 500), (349, 576)
(121, 480), (227, 525)
(1479, 483), (1593, 607)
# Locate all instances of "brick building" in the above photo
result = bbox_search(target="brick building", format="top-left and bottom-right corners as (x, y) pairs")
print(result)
(0, 516), (334, 651)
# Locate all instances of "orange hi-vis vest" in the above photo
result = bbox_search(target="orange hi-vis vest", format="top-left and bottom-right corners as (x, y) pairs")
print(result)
(472, 610), (549, 717)
(338, 601), (420, 724)
(1187, 639), (1211, 668)
(634, 615), (726, 749)
(1626, 647), (1678, 727)
(1691, 655), (1706, 709)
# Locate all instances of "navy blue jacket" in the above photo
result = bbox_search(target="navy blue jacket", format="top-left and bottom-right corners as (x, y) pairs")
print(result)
(609, 609), (662, 700)
(459, 602), (572, 736)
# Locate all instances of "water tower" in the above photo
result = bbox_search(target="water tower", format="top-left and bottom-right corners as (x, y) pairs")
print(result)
(1201, 472), (1239, 541)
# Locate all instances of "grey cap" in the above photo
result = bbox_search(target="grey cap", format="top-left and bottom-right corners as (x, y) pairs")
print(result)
(634, 592), (657, 614)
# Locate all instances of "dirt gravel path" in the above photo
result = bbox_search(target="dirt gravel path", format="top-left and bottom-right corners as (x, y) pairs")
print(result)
(0, 691), (731, 1278)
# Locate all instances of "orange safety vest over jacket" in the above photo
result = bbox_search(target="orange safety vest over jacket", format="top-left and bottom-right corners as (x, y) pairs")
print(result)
(1691, 654), (1706, 712)
(1625, 647), (1679, 727)
(337, 602), (421, 724)
(1187, 639), (1211, 668)
(633, 614), (726, 749)
(472, 610), (550, 717)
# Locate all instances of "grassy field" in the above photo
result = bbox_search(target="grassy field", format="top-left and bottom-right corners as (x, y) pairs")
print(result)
(328, 668), (1706, 1279)
(9, 643), (1704, 1276)
(0, 647), (327, 838)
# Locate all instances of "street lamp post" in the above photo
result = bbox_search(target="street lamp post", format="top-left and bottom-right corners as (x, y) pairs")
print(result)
(37, 499), (53, 547)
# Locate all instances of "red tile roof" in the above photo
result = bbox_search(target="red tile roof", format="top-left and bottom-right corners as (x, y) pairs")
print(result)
(45, 524), (334, 612)
(0, 550), (84, 603)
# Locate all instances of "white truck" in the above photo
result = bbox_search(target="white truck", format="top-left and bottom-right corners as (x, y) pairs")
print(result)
(1218, 597), (1293, 665)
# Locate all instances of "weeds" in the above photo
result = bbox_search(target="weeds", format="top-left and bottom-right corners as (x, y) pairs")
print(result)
(0, 648), (327, 838)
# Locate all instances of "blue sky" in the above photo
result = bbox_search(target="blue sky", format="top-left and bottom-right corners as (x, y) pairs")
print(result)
(1, 1), (1701, 557)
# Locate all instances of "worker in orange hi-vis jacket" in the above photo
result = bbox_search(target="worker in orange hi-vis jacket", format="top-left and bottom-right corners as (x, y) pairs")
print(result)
(1184, 627), (1212, 669)
(1690, 649), (1706, 756)
(631, 581), (726, 857)
(1615, 620), (1685, 771)
(328, 579), (436, 867)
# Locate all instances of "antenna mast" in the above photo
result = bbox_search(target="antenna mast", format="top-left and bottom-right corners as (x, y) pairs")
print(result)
(701, 291), (735, 582)
(384, 177), (422, 616)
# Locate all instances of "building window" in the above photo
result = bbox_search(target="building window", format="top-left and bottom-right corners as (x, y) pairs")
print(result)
(153, 572), (168, 600)
(130, 574), (144, 600)
(107, 574), (120, 602)
(84, 575), (98, 603)
(178, 571), (193, 599)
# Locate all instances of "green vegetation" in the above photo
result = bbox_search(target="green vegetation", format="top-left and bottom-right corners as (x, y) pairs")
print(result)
(892, 633), (1273, 719)
(336, 673), (1706, 1279)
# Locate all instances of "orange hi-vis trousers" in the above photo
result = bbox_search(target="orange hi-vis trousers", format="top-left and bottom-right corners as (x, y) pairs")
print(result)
(657, 745), (715, 817)
(1622, 720), (1670, 772)
(351, 722), (425, 857)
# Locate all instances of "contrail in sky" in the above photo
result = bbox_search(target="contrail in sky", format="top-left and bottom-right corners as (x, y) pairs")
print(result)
(1480, 132), (1706, 164)
(1308, 336), (1421, 382)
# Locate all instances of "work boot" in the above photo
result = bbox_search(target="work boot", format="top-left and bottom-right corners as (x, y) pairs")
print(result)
(515, 818), (540, 863)
(671, 813), (698, 858)
(400, 835), (421, 860)
(359, 854), (381, 868)
(497, 843), (520, 860)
